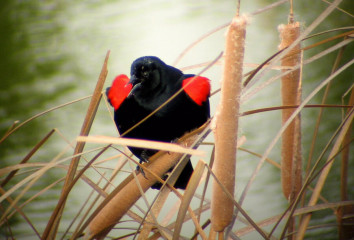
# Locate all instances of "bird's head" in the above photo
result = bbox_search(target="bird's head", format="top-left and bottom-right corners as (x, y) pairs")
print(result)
(129, 56), (165, 97)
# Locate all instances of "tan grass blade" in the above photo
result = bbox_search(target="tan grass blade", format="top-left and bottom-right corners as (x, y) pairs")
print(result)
(138, 188), (172, 239)
(42, 50), (110, 239)
(6, 178), (64, 222)
(173, 0), (288, 67)
(236, 201), (354, 237)
(271, 107), (354, 238)
(149, 202), (211, 240)
(0, 95), (92, 145)
(46, 146), (110, 239)
(0, 142), (76, 207)
(211, 15), (247, 233)
(296, 109), (354, 239)
(61, 174), (106, 240)
(138, 124), (211, 239)
(77, 135), (204, 157)
(0, 157), (64, 224)
(207, 164), (269, 239)
(242, 0), (347, 103)
(297, 108), (354, 239)
(71, 159), (128, 238)
(173, 161), (207, 240)
(338, 88), (354, 239)
(242, 104), (352, 117)
(84, 133), (198, 239)
(238, 147), (281, 169)
(2, 120), (19, 138)
(242, 36), (353, 104)
(240, 57), (354, 240)
(301, 36), (349, 236)
(1, 129), (55, 187)
(239, 45), (354, 212)
(192, 146), (215, 240)
(0, 187), (41, 238)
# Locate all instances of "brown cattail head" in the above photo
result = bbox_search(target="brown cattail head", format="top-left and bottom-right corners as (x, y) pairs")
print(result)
(211, 15), (248, 232)
(278, 22), (302, 200)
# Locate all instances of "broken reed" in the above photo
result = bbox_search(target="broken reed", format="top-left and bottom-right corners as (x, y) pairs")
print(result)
(42, 51), (110, 239)
(278, 22), (302, 200)
(211, 15), (247, 233)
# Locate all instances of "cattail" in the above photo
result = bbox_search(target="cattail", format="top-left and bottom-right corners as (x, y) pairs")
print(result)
(86, 134), (198, 239)
(278, 22), (302, 200)
(211, 15), (247, 233)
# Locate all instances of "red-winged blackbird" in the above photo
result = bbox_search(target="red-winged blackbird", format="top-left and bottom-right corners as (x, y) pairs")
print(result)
(106, 56), (210, 189)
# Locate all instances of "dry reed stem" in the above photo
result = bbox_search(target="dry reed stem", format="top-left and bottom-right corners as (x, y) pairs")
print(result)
(278, 22), (302, 201)
(0, 187), (41, 238)
(173, 0), (288, 67)
(42, 51), (110, 239)
(242, 35), (353, 105)
(137, 123), (212, 238)
(0, 95), (92, 145)
(148, 202), (211, 240)
(83, 123), (211, 239)
(138, 190), (171, 239)
(207, 165), (269, 239)
(77, 135), (204, 156)
(62, 175), (106, 239)
(338, 88), (354, 239)
(236, 200), (354, 237)
(296, 107), (354, 239)
(267, 59), (354, 239)
(173, 161), (206, 240)
(1, 129), (55, 187)
(211, 15), (247, 232)
(85, 134), (198, 239)
(6, 178), (64, 223)
(303, 35), (348, 217)
(193, 147), (215, 240)
(242, 0), (346, 104)
(0, 144), (75, 223)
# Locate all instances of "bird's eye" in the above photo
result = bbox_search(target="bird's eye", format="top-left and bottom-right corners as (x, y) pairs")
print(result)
(142, 71), (149, 77)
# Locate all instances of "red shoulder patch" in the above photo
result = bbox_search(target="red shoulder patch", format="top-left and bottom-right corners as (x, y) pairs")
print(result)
(182, 76), (210, 106)
(108, 74), (133, 110)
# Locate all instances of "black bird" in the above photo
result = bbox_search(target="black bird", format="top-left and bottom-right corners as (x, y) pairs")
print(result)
(106, 56), (210, 189)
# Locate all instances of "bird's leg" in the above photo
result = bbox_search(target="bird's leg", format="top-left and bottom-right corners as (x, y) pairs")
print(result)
(136, 150), (150, 179)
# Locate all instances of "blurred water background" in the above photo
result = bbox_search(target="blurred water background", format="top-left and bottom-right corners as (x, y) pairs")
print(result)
(0, 0), (353, 239)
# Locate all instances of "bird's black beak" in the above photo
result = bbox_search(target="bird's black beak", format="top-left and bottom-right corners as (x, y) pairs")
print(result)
(128, 75), (142, 97)
(128, 75), (141, 85)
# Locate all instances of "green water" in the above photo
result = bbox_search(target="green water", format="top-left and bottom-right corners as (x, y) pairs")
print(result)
(1, 0), (353, 239)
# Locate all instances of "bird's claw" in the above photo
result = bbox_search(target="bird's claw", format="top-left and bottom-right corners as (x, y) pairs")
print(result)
(136, 152), (149, 179)
(140, 151), (150, 163)
(136, 165), (147, 179)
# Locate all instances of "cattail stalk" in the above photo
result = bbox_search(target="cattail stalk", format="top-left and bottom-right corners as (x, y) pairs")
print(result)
(278, 22), (302, 200)
(211, 15), (247, 233)
(85, 134), (198, 239)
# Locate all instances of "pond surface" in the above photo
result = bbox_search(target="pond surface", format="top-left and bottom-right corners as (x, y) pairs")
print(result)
(1, 0), (352, 239)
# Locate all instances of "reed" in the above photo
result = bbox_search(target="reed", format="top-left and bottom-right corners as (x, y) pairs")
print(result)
(1, 1), (353, 239)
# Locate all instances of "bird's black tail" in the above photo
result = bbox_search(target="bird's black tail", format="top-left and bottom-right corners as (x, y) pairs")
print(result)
(174, 160), (193, 189)
(151, 160), (194, 190)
